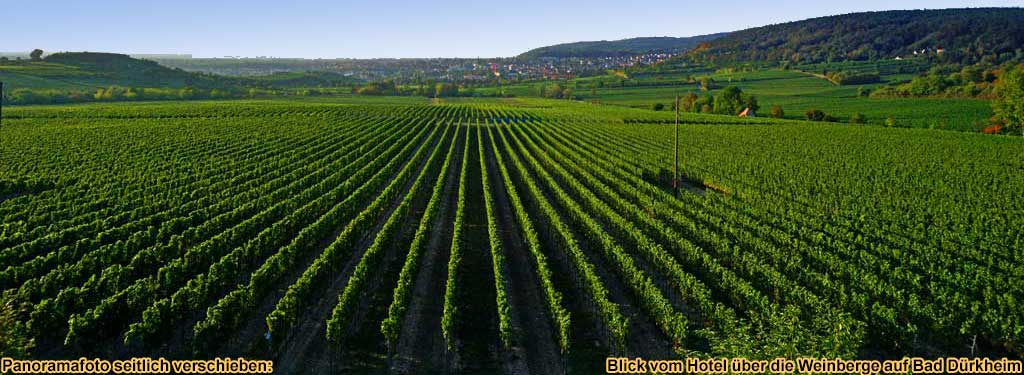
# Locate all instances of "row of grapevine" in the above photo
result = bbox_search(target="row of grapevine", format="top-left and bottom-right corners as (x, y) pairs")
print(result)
(441, 123), (471, 350)
(476, 123), (513, 348)
(325, 120), (454, 344)
(490, 121), (629, 353)
(482, 124), (571, 353)
(264, 117), (445, 344)
(379, 116), (461, 348)
(62, 116), (431, 347)
(498, 122), (689, 353)
(123, 117), (429, 347)
(192, 109), (454, 351)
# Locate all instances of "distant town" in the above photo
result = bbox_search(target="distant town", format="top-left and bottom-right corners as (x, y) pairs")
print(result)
(142, 53), (681, 82)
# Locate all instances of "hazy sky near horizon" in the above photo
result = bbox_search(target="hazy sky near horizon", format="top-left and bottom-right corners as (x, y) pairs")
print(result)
(7, 0), (1022, 58)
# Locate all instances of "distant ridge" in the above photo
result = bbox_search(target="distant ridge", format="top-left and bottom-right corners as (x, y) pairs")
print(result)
(677, 7), (1024, 65)
(0, 52), (359, 91)
(131, 54), (193, 59)
(517, 33), (728, 59)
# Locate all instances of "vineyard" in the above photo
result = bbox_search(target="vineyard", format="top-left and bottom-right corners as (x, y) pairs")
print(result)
(0, 98), (1021, 373)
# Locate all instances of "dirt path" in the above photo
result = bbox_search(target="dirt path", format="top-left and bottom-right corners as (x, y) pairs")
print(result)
(390, 126), (464, 375)
(793, 69), (839, 85)
(456, 127), (502, 374)
(483, 129), (564, 375)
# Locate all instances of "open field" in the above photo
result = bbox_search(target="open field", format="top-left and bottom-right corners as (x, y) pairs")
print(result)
(486, 69), (995, 131)
(1, 97), (1020, 373)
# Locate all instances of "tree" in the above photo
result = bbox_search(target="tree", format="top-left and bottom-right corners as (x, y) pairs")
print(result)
(885, 115), (897, 127)
(682, 93), (699, 112)
(30, 49), (43, 61)
(561, 87), (573, 100)
(179, 87), (196, 100)
(850, 113), (866, 124)
(713, 86), (743, 115)
(993, 63), (1024, 136)
(434, 83), (459, 98)
(651, 103), (665, 111)
(699, 77), (711, 92)
(805, 109), (826, 121)
(770, 105), (785, 118)
(740, 93), (759, 112)
(543, 83), (564, 99)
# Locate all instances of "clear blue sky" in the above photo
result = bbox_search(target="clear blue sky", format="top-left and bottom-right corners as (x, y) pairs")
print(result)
(7, 0), (1021, 58)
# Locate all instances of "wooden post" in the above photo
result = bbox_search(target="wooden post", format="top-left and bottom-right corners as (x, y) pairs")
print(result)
(673, 94), (679, 197)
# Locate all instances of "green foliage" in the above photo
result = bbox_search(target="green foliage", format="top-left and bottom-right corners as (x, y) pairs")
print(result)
(519, 34), (726, 59)
(805, 109), (828, 122)
(569, 69), (993, 130)
(357, 80), (400, 96)
(770, 105), (784, 118)
(993, 63), (1024, 135)
(825, 71), (881, 85)
(1, 98), (1021, 364)
(872, 62), (1006, 98)
(434, 82), (460, 98)
(0, 299), (34, 357)
(442, 124), (471, 350)
(476, 125), (513, 348)
(850, 112), (867, 124)
(327, 120), (452, 346)
(679, 8), (1024, 65)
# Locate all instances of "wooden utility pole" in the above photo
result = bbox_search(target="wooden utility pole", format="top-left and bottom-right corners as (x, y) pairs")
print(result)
(1, 82), (4, 166)
(673, 94), (679, 198)
(0, 82), (4, 147)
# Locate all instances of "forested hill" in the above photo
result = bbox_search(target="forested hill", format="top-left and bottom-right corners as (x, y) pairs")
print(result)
(0, 52), (359, 92)
(679, 8), (1024, 65)
(0, 52), (236, 90)
(518, 34), (728, 58)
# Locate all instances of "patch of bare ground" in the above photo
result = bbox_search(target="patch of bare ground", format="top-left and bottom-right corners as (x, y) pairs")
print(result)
(455, 127), (503, 375)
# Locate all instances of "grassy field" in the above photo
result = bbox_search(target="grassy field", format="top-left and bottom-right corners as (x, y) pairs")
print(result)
(1, 97), (1020, 372)
(0, 62), (102, 90)
(481, 68), (994, 131)
(583, 70), (992, 130)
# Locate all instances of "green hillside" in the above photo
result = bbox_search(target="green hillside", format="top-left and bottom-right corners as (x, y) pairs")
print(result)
(678, 8), (1024, 65)
(0, 52), (229, 90)
(0, 52), (361, 90)
(518, 34), (728, 58)
(0, 52), (364, 105)
(475, 66), (996, 131)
